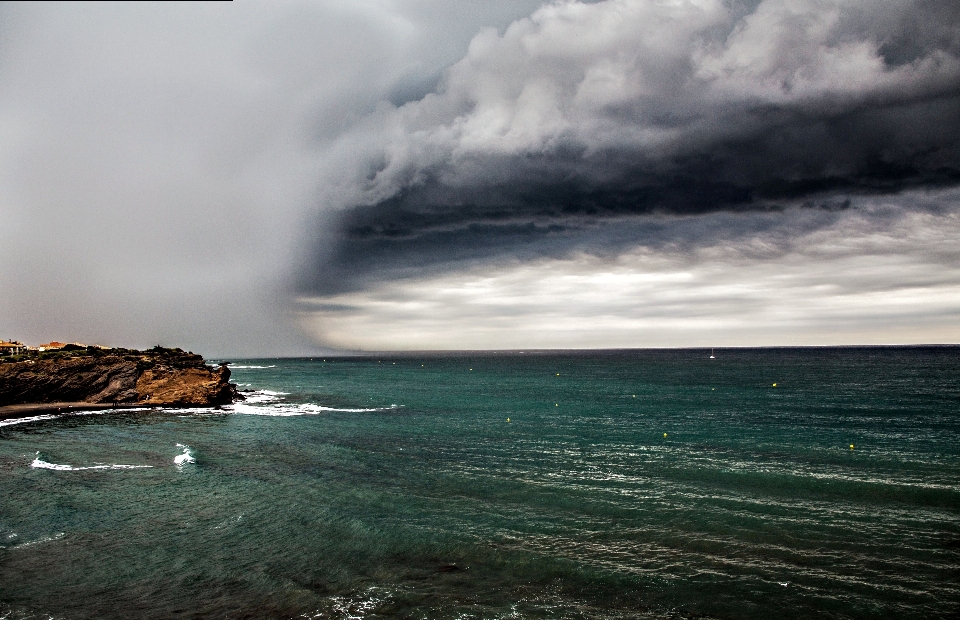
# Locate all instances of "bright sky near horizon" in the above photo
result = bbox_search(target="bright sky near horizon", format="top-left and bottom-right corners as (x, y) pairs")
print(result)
(1, 1), (958, 356)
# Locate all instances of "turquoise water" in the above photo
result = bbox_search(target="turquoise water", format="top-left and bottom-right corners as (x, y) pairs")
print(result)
(1, 348), (958, 619)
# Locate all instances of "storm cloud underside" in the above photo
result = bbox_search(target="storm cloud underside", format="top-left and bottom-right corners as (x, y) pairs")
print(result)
(293, 0), (960, 349)
(302, 0), (960, 295)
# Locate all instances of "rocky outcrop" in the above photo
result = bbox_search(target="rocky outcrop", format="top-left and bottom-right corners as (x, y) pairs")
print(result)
(0, 347), (241, 408)
(135, 363), (237, 406)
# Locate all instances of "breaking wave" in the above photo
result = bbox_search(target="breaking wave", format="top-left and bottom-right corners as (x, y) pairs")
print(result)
(227, 390), (400, 417)
(239, 390), (287, 404)
(228, 402), (400, 417)
(0, 408), (150, 428)
(174, 444), (196, 466)
(31, 452), (153, 471)
(1, 532), (66, 550)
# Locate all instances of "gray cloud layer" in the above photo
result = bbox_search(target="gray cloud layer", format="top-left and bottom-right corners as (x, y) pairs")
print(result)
(300, 0), (960, 296)
(298, 189), (960, 349)
(0, 1), (544, 355)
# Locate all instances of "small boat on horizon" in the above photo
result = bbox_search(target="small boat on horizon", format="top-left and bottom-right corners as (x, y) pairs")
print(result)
(709, 348), (716, 359)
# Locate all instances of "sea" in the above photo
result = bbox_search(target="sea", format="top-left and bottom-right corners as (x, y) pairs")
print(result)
(1, 347), (958, 619)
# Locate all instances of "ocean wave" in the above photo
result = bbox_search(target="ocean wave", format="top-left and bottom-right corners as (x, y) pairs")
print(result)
(1, 394), (401, 428)
(227, 402), (399, 417)
(0, 408), (152, 428)
(225, 390), (400, 416)
(213, 514), (244, 530)
(175, 444), (196, 466)
(239, 389), (288, 404)
(228, 365), (277, 369)
(31, 452), (153, 471)
(304, 586), (399, 620)
(1, 413), (65, 428)
(2, 532), (65, 550)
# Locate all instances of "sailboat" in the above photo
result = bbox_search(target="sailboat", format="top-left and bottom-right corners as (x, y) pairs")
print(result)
(709, 348), (716, 359)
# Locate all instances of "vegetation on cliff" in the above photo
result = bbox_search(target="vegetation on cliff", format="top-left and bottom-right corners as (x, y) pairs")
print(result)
(0, 346), (241, 408)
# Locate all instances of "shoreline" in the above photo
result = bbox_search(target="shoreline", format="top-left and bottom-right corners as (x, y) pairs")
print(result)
(0, 402), (160, 421)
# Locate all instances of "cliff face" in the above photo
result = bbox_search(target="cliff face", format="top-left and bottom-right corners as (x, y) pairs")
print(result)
(135, 363), (237, 406)
(0, 348), (240, 407)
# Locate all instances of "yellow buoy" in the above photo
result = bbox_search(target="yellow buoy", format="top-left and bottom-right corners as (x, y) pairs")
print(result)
(772, 383), (777, 387)
(556, 373), (560, 376)
(849, 444), (855, 450)
(555, 403), (559, 407)
(663, 433), (668, 438)
(507, 418), (511, 423)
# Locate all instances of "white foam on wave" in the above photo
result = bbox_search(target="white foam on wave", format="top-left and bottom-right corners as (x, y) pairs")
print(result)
(3, 391), (401, 429)
(0, 408), (150, 428)
(303, 586), (398, 620)
(239, 389), (288, 404)
(172, 408), (226, 416)
(174, 444), (196, 466)
(2, 414), (64, 428)
(228, 365), (277, 369)
(227, 402), (401, 417)
(3, 532), (66, 550)
(213, 514), (244, 530)
(31, 452), (153, 471)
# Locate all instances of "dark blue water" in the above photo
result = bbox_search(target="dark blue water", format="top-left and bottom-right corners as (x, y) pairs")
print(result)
(1, 348), (958, 618)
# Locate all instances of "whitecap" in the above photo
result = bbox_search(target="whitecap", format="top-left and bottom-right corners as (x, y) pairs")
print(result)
(306, 586), (397, 620)
(6, 532), (65, 550)
(31, 452), (152, 471)
(226, 402), (400, 417)
(174, 444), (196, 466)
(1, 414), (64, 428)
(213, 514), (244, 530)
(228, 365), (277, 369)
(239, 389), (288, 404)
(224, 391), (401, 417)
(0, 408), (149, 428)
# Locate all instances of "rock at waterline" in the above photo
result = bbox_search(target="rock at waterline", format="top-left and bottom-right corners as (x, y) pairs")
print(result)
(0, 346), (242, 408)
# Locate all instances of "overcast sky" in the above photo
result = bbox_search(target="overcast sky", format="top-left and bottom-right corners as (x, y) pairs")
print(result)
(1, 1), (958, 355)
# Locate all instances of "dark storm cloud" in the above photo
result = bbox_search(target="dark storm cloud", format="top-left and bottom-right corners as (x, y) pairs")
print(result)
(297, 188), (960, 349)
(301, 0), (960, 296)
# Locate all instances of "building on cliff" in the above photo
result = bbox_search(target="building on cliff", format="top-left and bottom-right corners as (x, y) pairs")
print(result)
(0, 341), (26, 356)
(36, 341), (68, 351)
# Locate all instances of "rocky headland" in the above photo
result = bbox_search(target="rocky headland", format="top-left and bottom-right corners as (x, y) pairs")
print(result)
(0, 346), (242, 418)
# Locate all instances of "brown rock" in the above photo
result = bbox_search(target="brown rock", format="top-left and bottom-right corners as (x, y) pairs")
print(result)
(0, 347), (241, 408)
(136, 363), (237, 406)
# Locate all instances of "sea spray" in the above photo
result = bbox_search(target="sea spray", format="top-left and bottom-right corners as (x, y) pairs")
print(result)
(226, 389), (399, 416)
(174, 444), (195, 466)
(31, 451), (152, 471)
